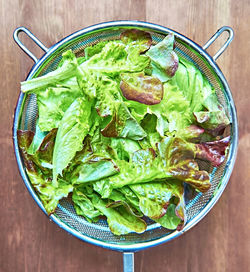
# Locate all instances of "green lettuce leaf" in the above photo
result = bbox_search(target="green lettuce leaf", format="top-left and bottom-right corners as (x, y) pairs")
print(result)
(169, 58), (230, 134)
(84, 41), (109, 60)
(80, 41), (150, 75)
(92, 194), (147, 235)
(130, 179), (186, 229)
(36, 77), (83, 131)
(53, 97), (92, 185)
(72, 187), (102, 222)
(155, 204), (182, 230)
(27, 119), (48, 155)
(71, 155), (119, 185)
(21, 50), (80, 93)
(146, 34), (179, 82)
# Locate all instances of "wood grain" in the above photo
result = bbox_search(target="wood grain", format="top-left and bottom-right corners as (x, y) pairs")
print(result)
(1, 0), (249, 271)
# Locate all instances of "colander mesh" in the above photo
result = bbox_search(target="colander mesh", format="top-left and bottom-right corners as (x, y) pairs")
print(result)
(18, 27), (231, 245)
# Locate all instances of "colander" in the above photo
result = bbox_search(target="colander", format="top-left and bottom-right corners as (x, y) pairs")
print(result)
(13, 21), (238, 272)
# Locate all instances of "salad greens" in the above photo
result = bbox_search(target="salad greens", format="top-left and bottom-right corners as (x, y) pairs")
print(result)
(18, 29), (230, 235)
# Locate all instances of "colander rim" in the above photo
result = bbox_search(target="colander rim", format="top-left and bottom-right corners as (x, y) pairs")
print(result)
(13, 20), (238, 252)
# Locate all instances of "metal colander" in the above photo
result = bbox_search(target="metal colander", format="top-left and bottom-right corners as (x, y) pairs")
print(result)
(13, 21), (238, 272)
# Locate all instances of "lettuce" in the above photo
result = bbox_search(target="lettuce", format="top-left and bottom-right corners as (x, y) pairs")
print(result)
(21, 50), (80, 93)
(36, 78), (82, 131)
(91, 194), (147, 235)
(52, 97), (92, 185)
(146, 34), (179, 82)
(18, 30), (231, 235)
(120, 72), (163, 105)
(72, 187), (102, 222)
(17, 130), (72, 214)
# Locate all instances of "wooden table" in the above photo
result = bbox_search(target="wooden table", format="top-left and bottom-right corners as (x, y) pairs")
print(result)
(1, 1), (249, 271)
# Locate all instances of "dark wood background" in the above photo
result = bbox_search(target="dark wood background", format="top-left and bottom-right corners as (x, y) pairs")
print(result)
(1, 0), (249, 271)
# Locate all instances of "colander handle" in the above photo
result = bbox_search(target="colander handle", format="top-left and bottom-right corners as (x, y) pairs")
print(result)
(123, 252), (134, 272)
(13, 27), (49, 63)
(203, 26), (234, 61)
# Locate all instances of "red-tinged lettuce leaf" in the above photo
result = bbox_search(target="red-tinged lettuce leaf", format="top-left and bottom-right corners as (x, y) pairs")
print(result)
(17, 130), (73, 215)
(101, 102), (147, 140)
(91, 194), (147, 235)
(37, 128), (57, 165)
(157, 137), (211, 193)
(27, 170), (73, 215)
(18, 129), (57, 173)
(179, 125), (205, 141)
(120, 72), (163, 105)
(166, 159), (211, 193)
(17, 130), (36, 172)
(195, 136), (230, 167)
(120, 29), (152, 53)
(146, 34), (179, 82)
(72, 187), (102, 222)
(194, 110), (230, 136)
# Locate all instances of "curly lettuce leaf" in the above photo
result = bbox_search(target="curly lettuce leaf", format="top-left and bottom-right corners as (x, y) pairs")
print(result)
(120, 72), (163, 105)
(53, 97), (92, 185)
(84, 41), (109, 60)
(72, 187), (102, 222)
(80, 41), (150, 75)
(94, 137), (212, 197)
(92, 194), (147, 235)
(36, 78), (83, 131)
(146, 34), (179, 82)
(21, 50), (79, 93)
(157, 137), (211, 193)
(94, 75), (122, 117)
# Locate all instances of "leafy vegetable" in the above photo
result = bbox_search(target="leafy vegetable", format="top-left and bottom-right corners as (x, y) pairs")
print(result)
(146, 34), (179, 82)
(36, 78), (82, 131)
(72, 187), (102, 222)
(17, 130), (72, 214)
(92, 194), (147, 235)
(101, 102), (147, 140)
(120, 72), (163, 105)
(18, 30), (231, 235)
(120, 29), (152, 53)
(52, 97), (92, 185)
(21, 50), (80, 93)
